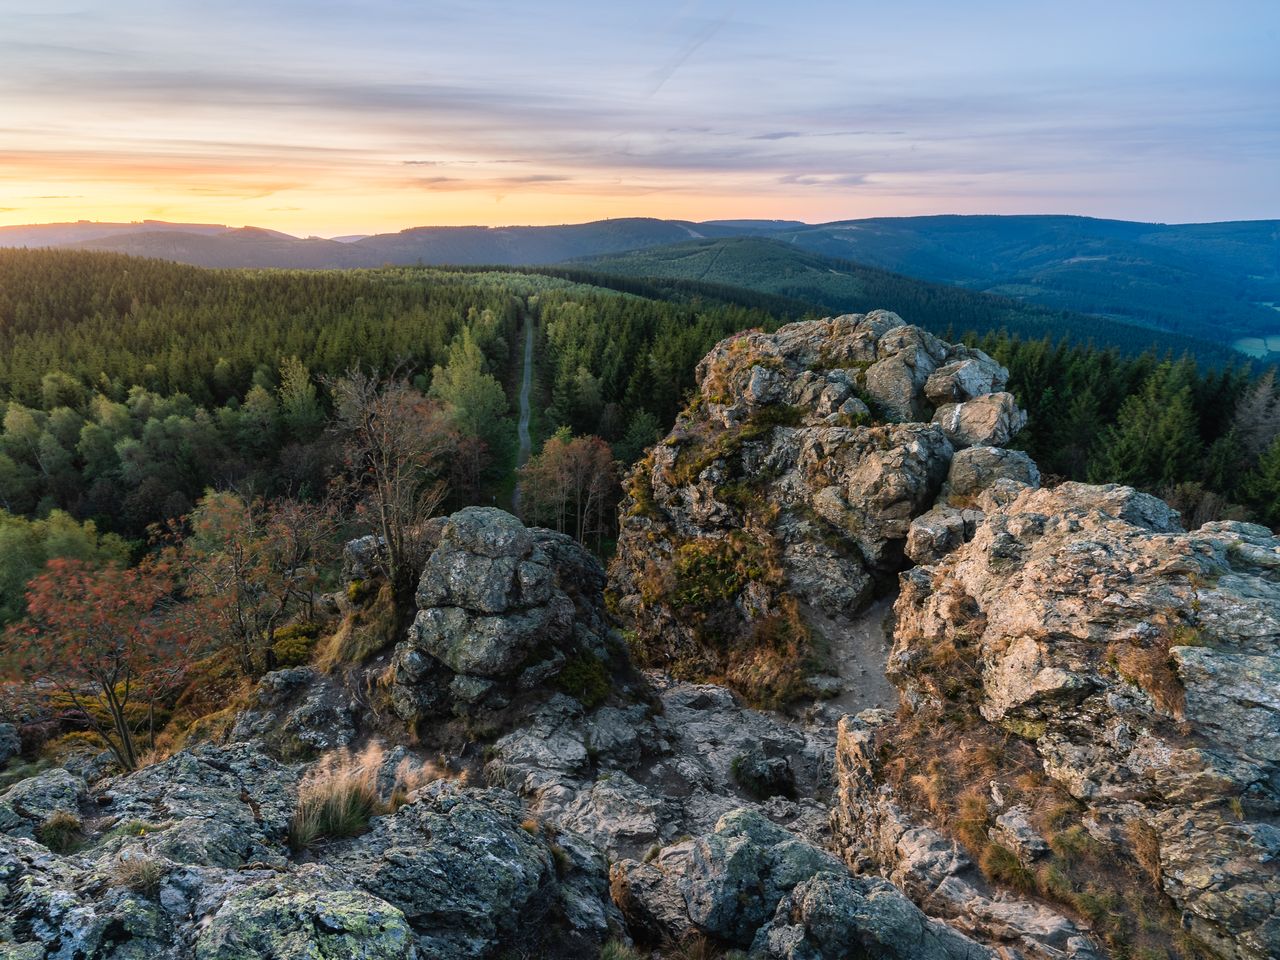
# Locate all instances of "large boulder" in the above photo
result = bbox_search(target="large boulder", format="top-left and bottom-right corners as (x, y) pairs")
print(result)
(610, 808), (989, 959)
(0, 767), (87, 841)
(611, 312), (1025, 701)
(844, 482), (1280, 960)
(327, 780), (609, 959)
(391, 507), (618, 721)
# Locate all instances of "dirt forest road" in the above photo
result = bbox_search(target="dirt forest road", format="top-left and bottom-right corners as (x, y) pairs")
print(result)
(511, 314), (534, 513)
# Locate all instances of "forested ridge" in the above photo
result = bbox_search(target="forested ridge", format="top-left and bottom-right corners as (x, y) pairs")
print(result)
(0, 247), (1277, 617)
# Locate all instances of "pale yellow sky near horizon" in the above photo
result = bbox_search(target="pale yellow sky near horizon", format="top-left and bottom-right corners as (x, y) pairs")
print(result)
(2, 1), (1276, 237)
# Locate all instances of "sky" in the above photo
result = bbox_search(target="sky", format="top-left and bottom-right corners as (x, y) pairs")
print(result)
(0, 0), (1277, 236)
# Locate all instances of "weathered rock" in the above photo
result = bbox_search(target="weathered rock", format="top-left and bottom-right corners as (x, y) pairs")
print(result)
(878, 483), (1280, 960)
(93, 742), (299, 869)
(932, 393), (1027, 448)
(229, 666), (357, 758)
(905, 505), (983, 566)
(754, 870), (994, 960)
(195, 879), (414, 960)
(341, 533), (385, 583)
(942, 445), (1040, 501)
(486, 676), (836, 860)
(0, 834), (174, 960)
(327, 780), (608, 959)
(831, 717), (1101, 960)
(612, 808), (988, 957)
(392, 507), (618, 721)
(613, 313), (1024, 688)
(0, 768), (86, 841)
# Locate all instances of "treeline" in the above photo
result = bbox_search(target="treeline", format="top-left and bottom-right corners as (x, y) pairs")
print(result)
(535, 287), (782, 457)
(0, 251), (535, 539)
(975, 333), (1280, 527)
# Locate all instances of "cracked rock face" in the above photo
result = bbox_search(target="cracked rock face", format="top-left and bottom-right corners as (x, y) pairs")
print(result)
(865, 482), (1280, 960)
(0, 744), (610, 960)
(611, 311), (1027, 687)
(611, 807), (990, 959)
(391, 506), (617, 721)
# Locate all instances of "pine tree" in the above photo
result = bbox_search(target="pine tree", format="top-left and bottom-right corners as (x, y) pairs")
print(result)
(1242, 435), (1280, 528)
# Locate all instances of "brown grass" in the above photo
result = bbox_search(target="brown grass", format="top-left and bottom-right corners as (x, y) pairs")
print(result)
(1127, 819), (1163, 889)
(288, 742), (446, 850)
(1108, 639), (1185, 717)
(878, 610), (1206, 960)
(315, 582), (400, 673)
(111, 854), (167, 895)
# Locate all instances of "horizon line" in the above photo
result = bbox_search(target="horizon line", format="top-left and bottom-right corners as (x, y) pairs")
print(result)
(4, 210), (1280, 242)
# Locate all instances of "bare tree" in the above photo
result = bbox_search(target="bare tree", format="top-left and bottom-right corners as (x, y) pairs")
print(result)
(328, 372), (457, 602)
(174, 490), (337, 675)
(1233, 368), (1280, 461)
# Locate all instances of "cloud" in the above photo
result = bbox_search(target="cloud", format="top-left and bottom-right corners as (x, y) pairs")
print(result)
(778, 173), (869, 187)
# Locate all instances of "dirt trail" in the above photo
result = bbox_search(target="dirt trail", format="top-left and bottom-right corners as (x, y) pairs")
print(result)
(804, 595), (899, 715)
(511, 315), (534, 513)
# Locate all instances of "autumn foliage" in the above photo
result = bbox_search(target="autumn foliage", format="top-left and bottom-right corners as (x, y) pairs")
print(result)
(5, 557), (210, 770)
(518, 429), (619, 547)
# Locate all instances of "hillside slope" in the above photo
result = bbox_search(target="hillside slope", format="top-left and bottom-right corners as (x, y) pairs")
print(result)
(769, 215), (1280, 347)
(572, 237), (1240, 363)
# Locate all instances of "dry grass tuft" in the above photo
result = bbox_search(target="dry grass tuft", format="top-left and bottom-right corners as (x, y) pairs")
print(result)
(36, 810), (84, 853)
(315, 582), (399, 673)
(1108, 639), (1186, 717)
(289, 742), (446, 850)
(1127, 819), (1163, 889)
(600, 941), (646, 960)
(112, 853), (167, 895)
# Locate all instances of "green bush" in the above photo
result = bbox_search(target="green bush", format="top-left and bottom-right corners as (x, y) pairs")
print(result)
(271, 621), (321, 667)
(36, 810), (84, 853)
(554, 653), (611, 710)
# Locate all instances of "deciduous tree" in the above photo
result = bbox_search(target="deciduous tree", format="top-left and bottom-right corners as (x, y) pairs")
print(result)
(330, 372), (457, 601)
(5, 557), (204, 770)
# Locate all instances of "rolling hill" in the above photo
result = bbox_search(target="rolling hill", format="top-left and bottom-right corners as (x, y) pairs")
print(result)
(4, 213), (1276, 357)
(570, 237), (1243, 365)
(765, 215), (1280, 349)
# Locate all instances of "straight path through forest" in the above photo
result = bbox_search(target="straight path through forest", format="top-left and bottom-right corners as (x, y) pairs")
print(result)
(511, 313), (534, 512)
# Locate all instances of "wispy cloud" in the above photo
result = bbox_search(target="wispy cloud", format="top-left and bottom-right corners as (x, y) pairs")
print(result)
(0, 0), (1276, 231)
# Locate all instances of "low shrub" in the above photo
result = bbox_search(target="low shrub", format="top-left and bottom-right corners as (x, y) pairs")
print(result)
(288, 742), (443, 850)
(36, 810), (84, 853)
(979, 842), (1035, 893)
(554, 653), (611, 710)
(271, 622), (321, 667)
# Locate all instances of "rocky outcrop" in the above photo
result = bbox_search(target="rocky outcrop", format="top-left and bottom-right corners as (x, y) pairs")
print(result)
(832, 714), (1102, 960)
(611, 807), (991, 958)
(836, 482), (1280, 960)
(611, 312), (1030, 701)
(0, 741), (611, 959)
(485, 678), (837, 860)
(391, 507), (620, 723)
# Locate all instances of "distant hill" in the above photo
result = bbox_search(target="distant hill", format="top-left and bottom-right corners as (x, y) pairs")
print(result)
(766, 215), (1280, 349)
(0, 220), (239, 247)
(5, 213), (1277, 356)
(570, 237), (1242, 365)
(74, 227), (367, 269)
